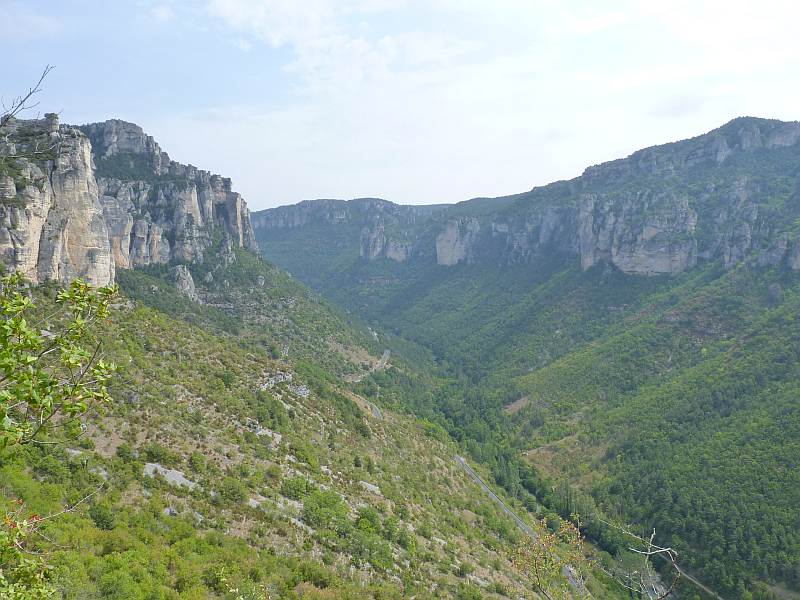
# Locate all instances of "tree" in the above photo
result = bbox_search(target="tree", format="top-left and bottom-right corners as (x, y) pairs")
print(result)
(0, 273), (117, 599)
(512, 516), (587, 600)
(1, 67), (54, 129)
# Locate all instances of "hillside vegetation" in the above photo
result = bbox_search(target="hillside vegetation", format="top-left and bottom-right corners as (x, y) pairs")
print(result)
(2, 114), (630, 599)
(254, 117), (800, 598)
(1, 244), (635, 599)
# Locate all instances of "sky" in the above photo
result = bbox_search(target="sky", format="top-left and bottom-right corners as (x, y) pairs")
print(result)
(3, 1), (800, 210)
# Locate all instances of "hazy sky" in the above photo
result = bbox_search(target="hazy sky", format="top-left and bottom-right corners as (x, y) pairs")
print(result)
(4, 1), (800, 209)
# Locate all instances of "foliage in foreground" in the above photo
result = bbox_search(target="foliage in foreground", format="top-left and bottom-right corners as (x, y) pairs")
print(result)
(1, 274), (117, 599)
(512, 517), (586, 600)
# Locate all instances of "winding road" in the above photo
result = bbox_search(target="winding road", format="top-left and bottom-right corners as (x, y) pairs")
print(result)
(455, 455), (537, 539)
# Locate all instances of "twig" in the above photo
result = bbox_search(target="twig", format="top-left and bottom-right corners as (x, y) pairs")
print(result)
(39, 482), (106, 523)
(0, 65), (55, 130)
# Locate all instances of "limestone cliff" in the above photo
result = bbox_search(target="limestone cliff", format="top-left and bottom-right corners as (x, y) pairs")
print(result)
(0, 114), (114, 285)
(81, 120), (258, 269)
(435, 218), (480, 266)
(254, 117), (800, 276)
(0, 115), (258, 285)
(577, 191), (697, 275)
(253, 198), (445, 263)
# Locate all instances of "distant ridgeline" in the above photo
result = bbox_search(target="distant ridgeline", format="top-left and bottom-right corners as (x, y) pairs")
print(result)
(0, 115), (258, 286)
(253, 117), (800, 279)
(253, 117), (800, 597)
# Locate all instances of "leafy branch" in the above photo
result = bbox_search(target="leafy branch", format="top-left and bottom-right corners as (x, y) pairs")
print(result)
(0, 273), (118, 449)
(511, 516), (588, 600)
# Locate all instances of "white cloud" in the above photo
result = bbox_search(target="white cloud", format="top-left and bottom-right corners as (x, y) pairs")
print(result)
(156, 1), (800, 207)
(150, 4), (176, 23)
(206, 0), (338, 47)
(0, 1), (62, 41)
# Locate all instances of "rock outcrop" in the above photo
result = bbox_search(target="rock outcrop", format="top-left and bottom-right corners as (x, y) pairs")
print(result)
(81, 120), (258, 270)
(0, 114), (114, 285)
(360, 224), (413, 262)
(436, 218), (480, 266)
(253, 116), (800, 277)
(0, 116), (258, 285)
(577, 192), (697, 275)
(172, 264), (198, 302)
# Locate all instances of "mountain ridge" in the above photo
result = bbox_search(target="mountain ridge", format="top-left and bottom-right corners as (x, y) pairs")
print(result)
(4, 109), (800, 596)
(253, 115), (800, 276)
(1, 114), (619, 599)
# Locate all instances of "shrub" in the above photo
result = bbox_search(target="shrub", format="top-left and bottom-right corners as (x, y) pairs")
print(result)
(280, 477), (314, 500)
(116, 444), (134, 462)
(291, 441), (319, 469)
(302, 490), (348, 531)
(217, 477), (247, 504)
(89, 503), (116, 530)
(456, 562), (474, 577)
(0, 504), (54, 600)
(188, 453), (205, 473)
(356, 506), (381, 534)
(398, 530), (417, 554)
(143, 443), (180, 468)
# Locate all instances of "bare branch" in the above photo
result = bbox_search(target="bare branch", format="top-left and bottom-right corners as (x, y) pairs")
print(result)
(0, 65), (55, 131)
(595, 519), (681, 600)
(39, 482), (106, 523)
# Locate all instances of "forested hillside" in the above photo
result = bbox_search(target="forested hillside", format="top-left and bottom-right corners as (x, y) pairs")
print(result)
(3, 243), (636, 598)
(254, 117), (800, 598)
(5, 106), (799, 598)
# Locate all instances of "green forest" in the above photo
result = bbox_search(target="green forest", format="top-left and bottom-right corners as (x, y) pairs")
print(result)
(256, 119), (800, 598)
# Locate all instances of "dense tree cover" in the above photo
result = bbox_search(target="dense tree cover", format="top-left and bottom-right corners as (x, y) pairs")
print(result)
(352, 261), (800, 598)
(4, 258), (631, 599)
(592, 287), (800, 592)
(263, 192), (800, 598)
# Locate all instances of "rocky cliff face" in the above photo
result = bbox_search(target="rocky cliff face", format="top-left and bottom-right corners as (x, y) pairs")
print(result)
(435, 218), (480, 266)
(253, 198), (445, 263)
(360, 224), (413, 262)
(576, 191), (698, 275)
(254, 117), (800, 276)
(81, 120), (258, 269)
(0, 116), (258, 285)
(0, 114), (114, 285)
